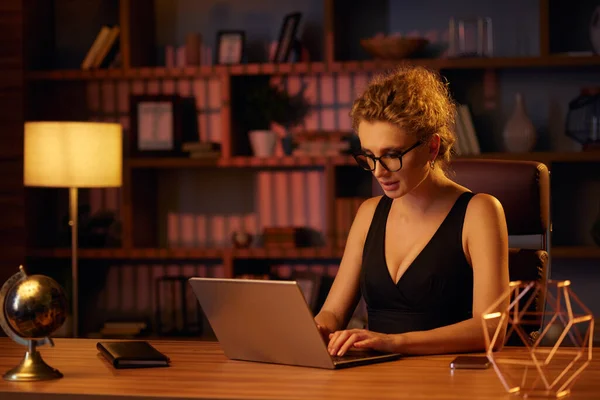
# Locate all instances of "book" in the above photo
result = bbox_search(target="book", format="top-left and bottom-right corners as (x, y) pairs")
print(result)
(81, 26), (111, 70)
(93, 25), (120, 68)
(97, 341), (170, 369)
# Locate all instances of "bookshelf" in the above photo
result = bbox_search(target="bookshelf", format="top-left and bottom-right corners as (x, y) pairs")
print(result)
(15, 0), (600, 338)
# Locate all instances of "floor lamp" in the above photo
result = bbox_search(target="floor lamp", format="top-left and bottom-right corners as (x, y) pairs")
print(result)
(24, 121), (123, 337)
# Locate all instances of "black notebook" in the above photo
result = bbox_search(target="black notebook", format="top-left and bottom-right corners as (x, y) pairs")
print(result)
(97, 341), (170, 369)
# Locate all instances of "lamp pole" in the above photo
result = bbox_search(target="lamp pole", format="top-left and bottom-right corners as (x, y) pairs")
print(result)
(69, 187), (78, 338)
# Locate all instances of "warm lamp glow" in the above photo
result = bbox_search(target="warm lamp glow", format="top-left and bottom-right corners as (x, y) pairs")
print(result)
(24, 121), (122, 188)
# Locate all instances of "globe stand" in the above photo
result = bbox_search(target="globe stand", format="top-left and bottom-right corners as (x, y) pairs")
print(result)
(0, 266), (68, 382)
(3, 340), (63, 381)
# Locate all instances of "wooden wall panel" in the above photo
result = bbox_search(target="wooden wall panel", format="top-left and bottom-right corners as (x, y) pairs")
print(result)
(0, 0), (25, 287)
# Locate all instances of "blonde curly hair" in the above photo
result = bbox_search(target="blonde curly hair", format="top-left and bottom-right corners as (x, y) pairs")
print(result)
(350, 66), (457, 166)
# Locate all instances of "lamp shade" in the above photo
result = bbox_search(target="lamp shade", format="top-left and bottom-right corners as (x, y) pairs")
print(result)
(24, 121), (122, 188)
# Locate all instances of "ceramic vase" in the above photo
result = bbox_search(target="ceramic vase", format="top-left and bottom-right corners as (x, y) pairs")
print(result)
(281, 131), (295, 155)
(249, 130), (277, 157)
(502, 93), (536, 153)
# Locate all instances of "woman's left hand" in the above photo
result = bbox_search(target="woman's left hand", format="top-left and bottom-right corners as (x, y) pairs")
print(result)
(327, 329), (399, 356)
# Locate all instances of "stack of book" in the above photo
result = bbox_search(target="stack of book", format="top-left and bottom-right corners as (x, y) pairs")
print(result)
(182, 141), (221, 158)
(454, 104), (481, 156)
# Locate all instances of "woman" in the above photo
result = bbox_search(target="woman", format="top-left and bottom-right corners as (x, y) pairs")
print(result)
(314, 66), (509, 357)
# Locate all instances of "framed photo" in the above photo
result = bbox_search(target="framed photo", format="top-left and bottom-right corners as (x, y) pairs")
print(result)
(273, 12), (302, 63)
(216, 30), (245, 65)
(129, 95), (183, 157)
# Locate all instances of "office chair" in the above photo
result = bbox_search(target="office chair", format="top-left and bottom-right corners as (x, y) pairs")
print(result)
(450, 158), (551, 341)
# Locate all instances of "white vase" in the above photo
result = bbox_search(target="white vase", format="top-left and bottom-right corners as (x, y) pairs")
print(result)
(502, 93), (536, 153)
(249, 130), (277, 157)
(590, 6), (600, 54)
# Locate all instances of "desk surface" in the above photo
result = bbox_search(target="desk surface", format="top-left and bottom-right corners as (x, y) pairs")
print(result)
(0, 338), (598, 400)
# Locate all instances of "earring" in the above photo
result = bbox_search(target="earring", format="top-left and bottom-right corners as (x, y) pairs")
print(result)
(430, 160), (435, 169)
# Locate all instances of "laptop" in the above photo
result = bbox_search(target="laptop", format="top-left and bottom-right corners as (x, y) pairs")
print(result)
(188, 277), (402, 369)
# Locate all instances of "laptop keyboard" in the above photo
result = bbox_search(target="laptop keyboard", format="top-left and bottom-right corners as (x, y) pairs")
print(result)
(331, 350), (386, 363)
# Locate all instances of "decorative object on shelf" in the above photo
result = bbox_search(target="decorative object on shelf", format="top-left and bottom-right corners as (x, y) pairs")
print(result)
(216, 30), (245, 65)
(273, 12), (302, 63)
(24, 121), (123, 338)
(232, 231), (253, 248)
(360, 34), (429, 60)
(60, 206), (121, 248)
(130, 94), (183, 157)
(244, 81), (310, 157)
(482, 280), (593, 398)
(565, 87), (600, 150)
(281, 132), (295, 155)
(502, 92), (536, 152)
(0, 265), (68, 381)
(268, 38), (309, 63)
(590, 6), (600, 54)
(249, 130), (278, 157)
(449, 17), (493, 57)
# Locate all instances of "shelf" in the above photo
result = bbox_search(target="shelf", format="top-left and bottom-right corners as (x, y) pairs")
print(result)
(28, 245), (600, 261)
(552, 246), (600, 259)
(26, 247), (344, 260)
(330, 55), (600, 72)
(232, 247), (343, 259)
(26, 248), (225, 260)
(26, 245), (600, 261)
(25, 63), (328, 81)
(126, 152), (600, 170)
(128, 155), (354, 169)
(25, 56), (600, 81)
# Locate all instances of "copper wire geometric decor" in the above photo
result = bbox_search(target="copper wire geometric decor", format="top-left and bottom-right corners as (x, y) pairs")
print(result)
(481, 280), (594, 398)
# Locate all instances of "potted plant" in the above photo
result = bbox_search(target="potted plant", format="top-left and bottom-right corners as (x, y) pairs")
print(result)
(243, 82), (310, 156)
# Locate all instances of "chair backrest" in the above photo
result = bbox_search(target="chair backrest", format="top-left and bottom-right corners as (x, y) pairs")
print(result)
(449, 159), (550, 250)
(449, 159), (551, 340)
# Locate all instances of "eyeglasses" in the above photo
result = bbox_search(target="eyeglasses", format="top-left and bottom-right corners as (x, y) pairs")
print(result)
(353, 141), (422, 172)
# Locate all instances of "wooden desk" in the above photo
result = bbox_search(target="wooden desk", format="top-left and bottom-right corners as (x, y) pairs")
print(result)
(0, 338), (598, 399)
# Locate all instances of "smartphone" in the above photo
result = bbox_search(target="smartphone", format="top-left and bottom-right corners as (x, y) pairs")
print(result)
(449, 355), (491, 370)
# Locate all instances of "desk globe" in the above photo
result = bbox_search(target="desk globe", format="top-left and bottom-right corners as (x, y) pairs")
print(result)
(0, 265), (68, 381)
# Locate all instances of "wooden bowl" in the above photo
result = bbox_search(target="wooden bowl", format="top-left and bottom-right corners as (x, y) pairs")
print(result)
(360, 36), (429, 60)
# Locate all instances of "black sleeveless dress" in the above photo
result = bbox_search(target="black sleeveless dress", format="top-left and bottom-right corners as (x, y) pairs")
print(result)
(359, 192), (475, 334)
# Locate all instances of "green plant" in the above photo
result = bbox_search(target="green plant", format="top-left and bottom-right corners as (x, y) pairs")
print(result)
(244, 82), (310, 130)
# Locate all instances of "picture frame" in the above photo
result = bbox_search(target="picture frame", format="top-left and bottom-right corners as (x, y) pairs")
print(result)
(216, 30), (245, 65)
(273, 12), (302, 63)
(129, 94), (183, 157)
